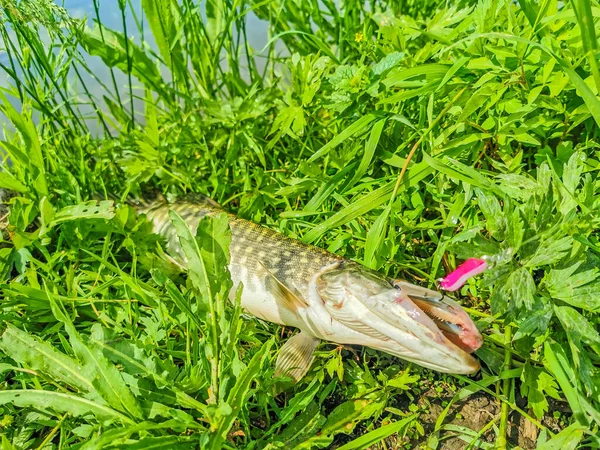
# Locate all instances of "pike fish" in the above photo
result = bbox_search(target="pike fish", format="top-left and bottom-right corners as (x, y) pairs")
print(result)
(139, 196), (483, 381)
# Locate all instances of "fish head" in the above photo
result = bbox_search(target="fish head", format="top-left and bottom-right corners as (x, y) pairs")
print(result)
(315, 263), (482, 374)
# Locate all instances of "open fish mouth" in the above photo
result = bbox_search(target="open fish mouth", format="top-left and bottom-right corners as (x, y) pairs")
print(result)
(391, 281), (484, 354)
(315, 264), (483, 374)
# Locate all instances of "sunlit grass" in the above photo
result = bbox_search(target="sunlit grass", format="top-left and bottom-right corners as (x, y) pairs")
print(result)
(0, 0), (600, 448)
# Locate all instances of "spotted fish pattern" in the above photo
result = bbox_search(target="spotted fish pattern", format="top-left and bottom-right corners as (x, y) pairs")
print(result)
(139, 196), (344, 313)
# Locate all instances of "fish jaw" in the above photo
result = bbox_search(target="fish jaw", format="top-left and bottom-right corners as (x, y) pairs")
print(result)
(391, 281), (483, 354)
(313, 264), (481, 375)
(380, 293), (480, 374)
(362, 288), (480, 374)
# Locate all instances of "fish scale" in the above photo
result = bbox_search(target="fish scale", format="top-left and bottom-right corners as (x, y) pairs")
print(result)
(140, 197), (343, 307)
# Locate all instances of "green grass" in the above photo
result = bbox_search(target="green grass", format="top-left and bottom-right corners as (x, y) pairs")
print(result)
(1, 0), (600, 448)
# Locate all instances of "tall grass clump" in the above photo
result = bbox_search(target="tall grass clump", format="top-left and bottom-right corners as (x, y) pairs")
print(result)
(0, 0), (599, 448)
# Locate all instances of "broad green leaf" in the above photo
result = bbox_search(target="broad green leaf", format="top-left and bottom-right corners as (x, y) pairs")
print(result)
(557, 151), (585, 214)
(513, 301), (553, 340)
(477, 190), (506, 239)
(382, 64), (449, 88)
(0, 172), (28, 193)
(550, 281), (600, 312)
(555, 306), (600, 345)
(0, 323), (92, 393)
(141, 0), (184, 72)
(496, 173), (541, 201)
(49, 200), (115, 228)
(506, 205), (525, 252)
(546, 262), (599, 292)
(194, 212), (233, 303)
(0, 390), (133, 424)
(562, 151), (584, 196)
(520, 363), (559, 418)
(546, 264), (600, 311)
(507, 268), (536, 310)
(0, 93), (47, 197)
(524, 236), (573, 268)
(370, 52), (404, 76)
(1, 434), (16, 450)
(205, 0), (224, 44)
(49, 297), (143, 420)
(168, 210), (214, 304)
(79, 23), (165, 97)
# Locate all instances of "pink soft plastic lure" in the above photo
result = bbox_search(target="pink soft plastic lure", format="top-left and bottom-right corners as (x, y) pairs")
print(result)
(439, 258), (488, 292)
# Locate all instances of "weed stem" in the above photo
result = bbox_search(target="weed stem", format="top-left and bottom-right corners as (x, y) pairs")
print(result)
(497, 325), (512, 449)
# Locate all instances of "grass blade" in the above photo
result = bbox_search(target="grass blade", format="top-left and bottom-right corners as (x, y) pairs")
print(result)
(302, 146), (465, 244)
(0, 92), (47, 197)
(347, 118), (386, 189)
(336, 414), (417, 450)
(536, 422), (586, 450)
(141, 0), (185, 77)
(208, 338), (273, 450)
(308, 114), (377, 162)
(168, 210), (232, 404)
(363, 205), (390, 269)
(543, 341), (589, 426)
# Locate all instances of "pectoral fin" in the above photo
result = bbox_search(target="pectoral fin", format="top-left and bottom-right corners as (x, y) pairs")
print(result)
(275, 331), (320, 382)
(260, 261), (308, 313)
